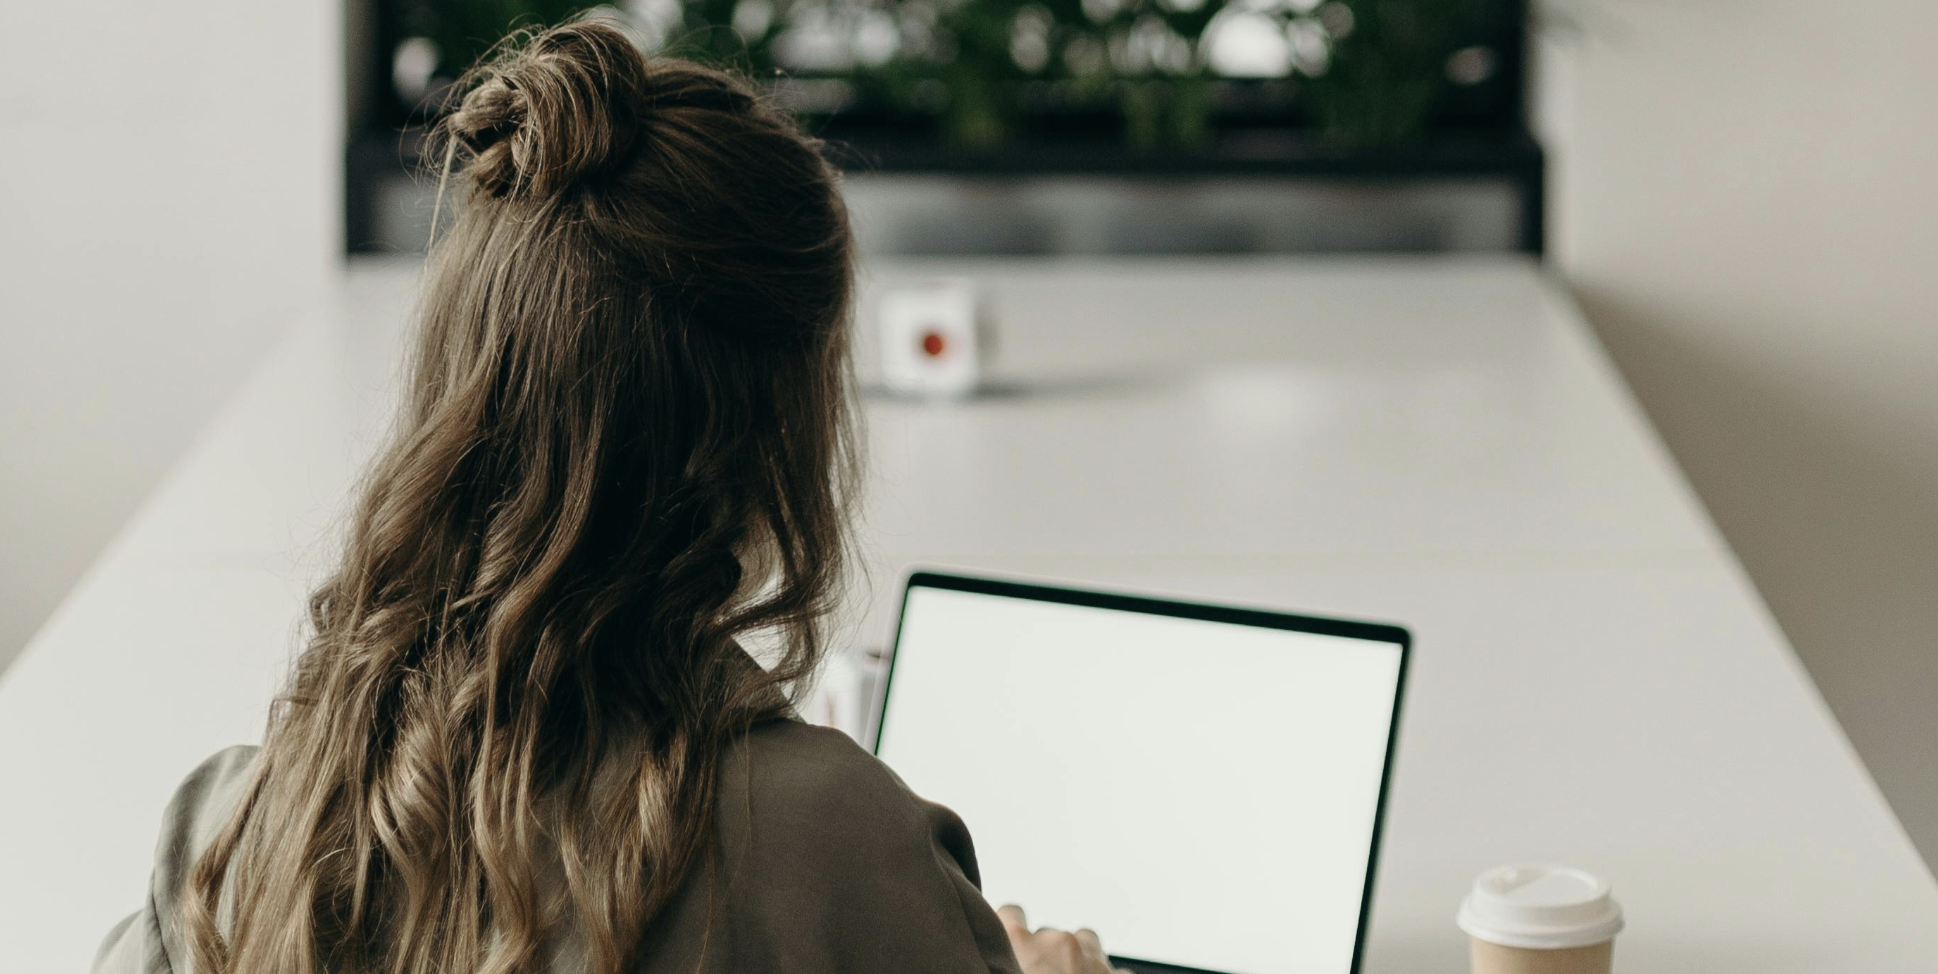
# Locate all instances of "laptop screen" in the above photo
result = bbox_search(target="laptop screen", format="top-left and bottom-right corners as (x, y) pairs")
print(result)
(875, 574), (1408, 974)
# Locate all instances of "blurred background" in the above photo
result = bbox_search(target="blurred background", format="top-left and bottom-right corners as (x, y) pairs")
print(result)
(2, 0), (1935, 880)
(346, 0), (1539, 255)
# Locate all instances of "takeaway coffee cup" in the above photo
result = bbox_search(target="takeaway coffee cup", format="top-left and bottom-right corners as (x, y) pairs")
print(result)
(1457, 864), (1624, 974)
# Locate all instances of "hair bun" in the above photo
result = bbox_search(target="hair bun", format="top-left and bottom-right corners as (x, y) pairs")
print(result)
(442, 21), (647, 199)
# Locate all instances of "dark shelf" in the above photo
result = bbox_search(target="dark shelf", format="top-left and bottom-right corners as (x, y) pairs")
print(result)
(821, 127), (1543, 180)
(346, 124), (1545, 254)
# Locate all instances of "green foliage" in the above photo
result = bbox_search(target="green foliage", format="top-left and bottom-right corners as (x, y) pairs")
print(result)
(407, 0), (595, 84)
(1303, 0), (1492, 146)
(403, 0), (1497, 148)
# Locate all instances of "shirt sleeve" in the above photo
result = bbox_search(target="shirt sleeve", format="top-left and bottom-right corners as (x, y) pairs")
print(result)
(920, 795), (1028, 974)
(91, 900), (170, 974)
(91, 746), (261, 974)
(686, 720), (1026, 974)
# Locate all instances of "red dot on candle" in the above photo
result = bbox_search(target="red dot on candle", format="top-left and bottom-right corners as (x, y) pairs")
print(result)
(920, 331), (947, 357)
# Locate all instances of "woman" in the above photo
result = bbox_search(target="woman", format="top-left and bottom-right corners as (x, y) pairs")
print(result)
(93, 18), (1125, 974)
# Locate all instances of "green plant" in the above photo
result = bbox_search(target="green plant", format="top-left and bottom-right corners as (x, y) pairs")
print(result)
(1302, 0), (1493, 146)
(397, 0), (1499, 149)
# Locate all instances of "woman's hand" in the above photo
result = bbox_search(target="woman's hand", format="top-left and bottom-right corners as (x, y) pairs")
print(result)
(998, 904), (1133, 974)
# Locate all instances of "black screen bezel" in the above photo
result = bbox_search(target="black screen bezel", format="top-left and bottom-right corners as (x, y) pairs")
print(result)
(872, 570), (1412, 974)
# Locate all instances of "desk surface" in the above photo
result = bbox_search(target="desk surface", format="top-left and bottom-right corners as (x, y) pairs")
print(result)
(3, 255), (1933, 971)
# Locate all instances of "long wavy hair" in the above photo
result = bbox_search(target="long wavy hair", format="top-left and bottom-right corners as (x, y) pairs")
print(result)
(181, 19), (857, 974)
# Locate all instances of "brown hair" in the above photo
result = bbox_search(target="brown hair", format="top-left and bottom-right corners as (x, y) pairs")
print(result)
(182, 18), (857, 974)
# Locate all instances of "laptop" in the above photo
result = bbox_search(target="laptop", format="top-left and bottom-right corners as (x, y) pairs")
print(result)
(872, 571), (1410, 974)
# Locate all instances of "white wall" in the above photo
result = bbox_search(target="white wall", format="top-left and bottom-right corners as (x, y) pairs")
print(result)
(0, 0), (341, 669)
(1538, 1), (1938, 870)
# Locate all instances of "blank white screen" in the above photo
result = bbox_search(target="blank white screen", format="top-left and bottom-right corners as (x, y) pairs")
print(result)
(876, 585), (1404, 974)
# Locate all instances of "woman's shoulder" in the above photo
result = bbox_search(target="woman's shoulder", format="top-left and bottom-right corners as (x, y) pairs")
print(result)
(726, 718), (968, 863)
(165, 745), (260, 829)
(94, 746), (260, 974)
(152, 745), (260, 896)
(697, 719), (1014, 973)
(733, 719), (922, 816)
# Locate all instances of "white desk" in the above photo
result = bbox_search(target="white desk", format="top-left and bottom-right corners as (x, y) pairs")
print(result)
(3, 256), (1933, 971)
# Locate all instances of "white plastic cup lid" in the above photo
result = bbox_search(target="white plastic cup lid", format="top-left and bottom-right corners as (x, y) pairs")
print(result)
(1456, 864), (1625, 950)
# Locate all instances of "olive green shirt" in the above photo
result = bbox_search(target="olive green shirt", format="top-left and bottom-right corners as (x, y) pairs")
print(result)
(92, 720), (1023, 974)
